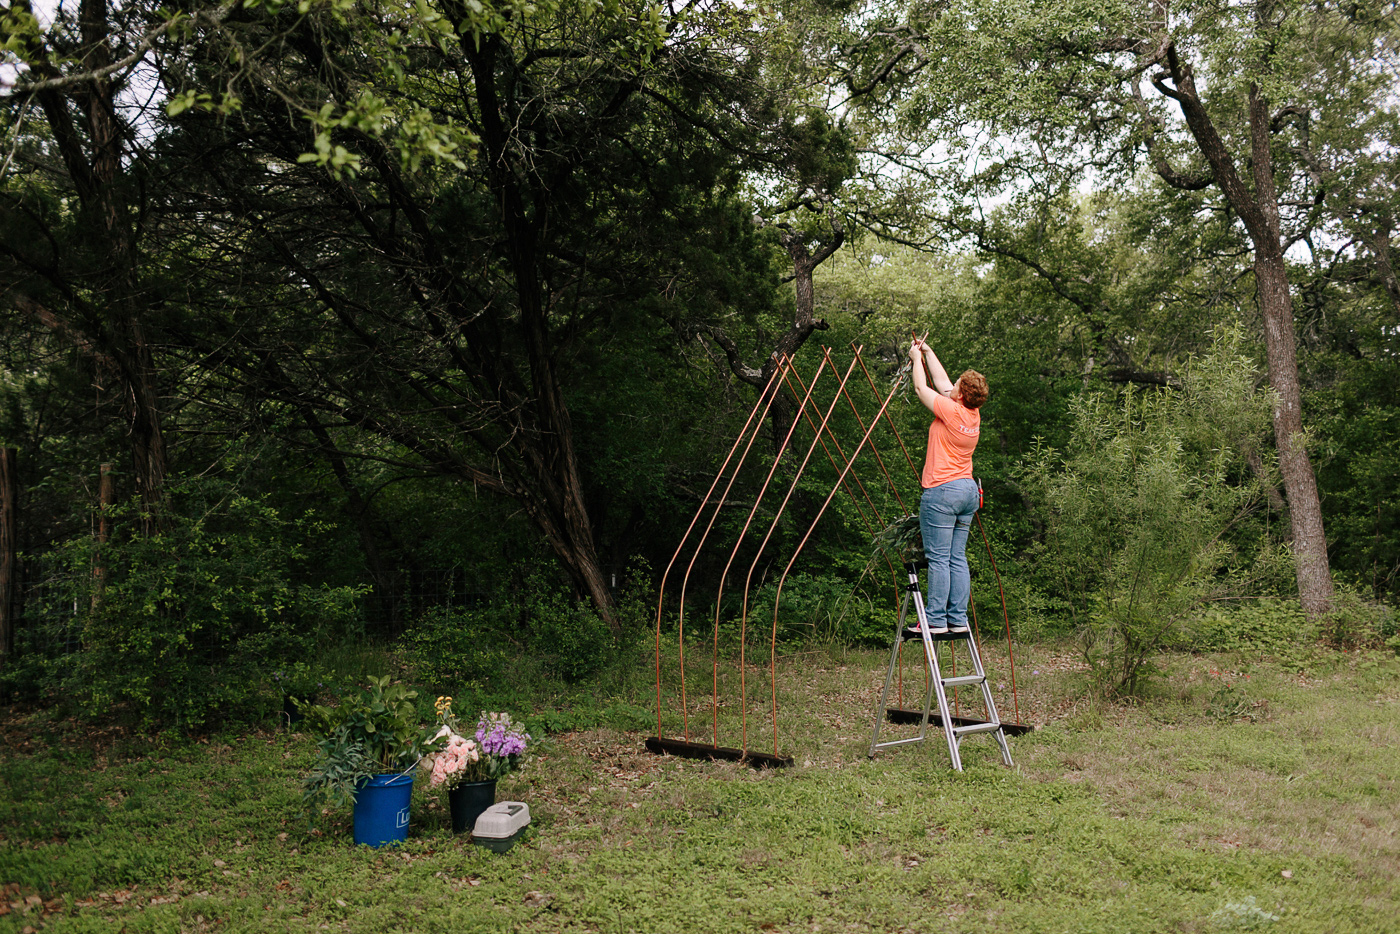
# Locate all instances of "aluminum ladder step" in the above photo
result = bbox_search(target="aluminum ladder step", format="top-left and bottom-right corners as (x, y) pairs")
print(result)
(952, 721), (1002, 736)
(941, 675), (985, 688)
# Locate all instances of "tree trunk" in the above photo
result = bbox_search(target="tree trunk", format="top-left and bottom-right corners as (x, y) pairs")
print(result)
(467, 35), (617, 630)
(92, 462), (113, 611)
(120, 325), (168, 530)
(0, 449), (15, 664)
(299, 409), (398, 625)
(1152, 44), (1333, 618)
(26, 0), (168, 530)
(1245, 84), (1334, 619)
(1365, 214), (1400, 318)
(702, 210), (841, 454)
(1254, 242), (1332, 616)
(767, 224), (839, 454)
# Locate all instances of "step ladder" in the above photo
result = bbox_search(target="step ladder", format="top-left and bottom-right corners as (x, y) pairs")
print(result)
(868, 560), (1014, 770)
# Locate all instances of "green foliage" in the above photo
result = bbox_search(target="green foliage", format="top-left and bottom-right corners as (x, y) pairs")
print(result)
(1311, 338), (1400, 602)
(1189, 601), (1313, 655)
(270, 661), (332, 701)
(395, 606), (509, 693)
(1202, 678), (1267, 724)
(397, 563), (660, 698)
(868, 513), (921, 569)
(740, 572), (894, 648)
(1020, 335), (1278, 695)
(300, 676), (431, 809)
(522, 584), (618, 684)
(7, 478), (366, 730)
(1318, 586), (1399, 652)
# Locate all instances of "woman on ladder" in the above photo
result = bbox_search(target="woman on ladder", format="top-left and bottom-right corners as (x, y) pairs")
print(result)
(907, 337), (989, 635)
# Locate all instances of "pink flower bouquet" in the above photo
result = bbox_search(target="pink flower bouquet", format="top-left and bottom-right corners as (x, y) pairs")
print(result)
(424, 697), (531, 788)
(426, 726), (481, 790)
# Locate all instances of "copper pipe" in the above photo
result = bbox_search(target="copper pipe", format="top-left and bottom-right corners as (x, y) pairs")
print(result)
(834, 345), (909, 516)
(785, 364), (891, 529)
(854, 351), (922, 481)
(736, 348), (862, 753)
(653, 366), (779, 742)
(969, 590), (987, 721)
(976, 511), (1020, 724)
(679, 360), (792, 745)
(709, 355), (832, 754)
(767, 346), (910, 755)
(781, 364), (904, 613)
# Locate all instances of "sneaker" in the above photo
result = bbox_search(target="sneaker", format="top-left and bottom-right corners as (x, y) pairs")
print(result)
(927, 624), (949, 635)
(948, 623), (970, 634)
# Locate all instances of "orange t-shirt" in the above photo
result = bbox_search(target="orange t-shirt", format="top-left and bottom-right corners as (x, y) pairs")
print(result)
(921, 392), (980, 488)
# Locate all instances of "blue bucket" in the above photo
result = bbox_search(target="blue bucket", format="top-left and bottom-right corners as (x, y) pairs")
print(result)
(353, 773), (414, 847)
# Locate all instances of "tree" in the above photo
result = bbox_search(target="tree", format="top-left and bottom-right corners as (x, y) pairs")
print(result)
(0, 0), (215, 525)
(1021, 334), (1279, 694)
(824, 0), (1400, 618)
(147, 0), (793, 627)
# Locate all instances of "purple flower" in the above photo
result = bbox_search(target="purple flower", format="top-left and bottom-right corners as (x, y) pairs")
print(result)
(473, 712), (530, 766)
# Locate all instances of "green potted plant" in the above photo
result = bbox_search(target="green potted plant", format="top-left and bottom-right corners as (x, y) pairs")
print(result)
(300, 676), (432, 846)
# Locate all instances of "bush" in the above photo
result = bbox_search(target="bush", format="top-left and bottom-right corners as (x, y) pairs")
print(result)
(395, 605), (509, 692)
(1019, 333), (1280, 696)
(399, 562), (657, 696)
(1319, 586), (1399, 651)
(730, 573), (894, 648)
(523, 586), (617, 683)
(5, 478), (365, 729)
(1187, 600), (1312, 653)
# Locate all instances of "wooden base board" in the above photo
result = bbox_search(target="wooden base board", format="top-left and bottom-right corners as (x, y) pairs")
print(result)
(884, 709), (1034, 736)
(644, 736), (793, 769)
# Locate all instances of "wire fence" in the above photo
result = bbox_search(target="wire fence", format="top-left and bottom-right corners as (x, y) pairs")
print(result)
(8, 551), (489, 647)
(363, 567), (490, 637)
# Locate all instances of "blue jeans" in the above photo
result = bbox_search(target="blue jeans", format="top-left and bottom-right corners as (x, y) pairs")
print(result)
(919, 479), (979, 629)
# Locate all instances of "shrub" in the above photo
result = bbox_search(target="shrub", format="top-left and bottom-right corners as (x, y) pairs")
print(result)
(523, 586), (617, 683)
(301, 676), (432, 809)
(395, 605), (508, 692)
(1188, 600), (1312, 654)
(733, 573), (893, 648)
(9, 478), (365, 729)
(1019, 333), (1279, 696)
(1318, 586), (1399, 651)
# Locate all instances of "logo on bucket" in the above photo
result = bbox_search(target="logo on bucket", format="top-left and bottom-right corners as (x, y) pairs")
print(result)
(396, 808), (409, 829)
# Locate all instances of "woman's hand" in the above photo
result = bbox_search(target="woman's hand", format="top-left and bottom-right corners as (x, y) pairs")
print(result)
(908, 338), (925, 363)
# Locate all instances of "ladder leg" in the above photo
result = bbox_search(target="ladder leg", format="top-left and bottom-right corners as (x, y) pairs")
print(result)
(965, 636), (1015, 768)
(946, 634), (1014, 769)
(915, 655), (935, 744)
(868, 591), (910, 757)
(992, 728), (1014, 767)
(925, 633), (963, 771)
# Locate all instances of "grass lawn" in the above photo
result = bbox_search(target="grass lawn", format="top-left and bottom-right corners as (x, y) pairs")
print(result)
(2, 642), (1397, 933)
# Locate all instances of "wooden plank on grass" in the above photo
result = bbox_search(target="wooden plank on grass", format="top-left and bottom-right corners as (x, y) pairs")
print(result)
(884, 709), (1034, 736)
(644, 737), (793, 768)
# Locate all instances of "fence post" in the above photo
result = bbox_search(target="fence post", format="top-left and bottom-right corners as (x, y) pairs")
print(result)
(0, 448), (16, 663)
(91, 462), (113, 611)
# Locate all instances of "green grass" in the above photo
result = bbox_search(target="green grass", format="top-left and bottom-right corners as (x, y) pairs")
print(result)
(2, 643), (1397, 933)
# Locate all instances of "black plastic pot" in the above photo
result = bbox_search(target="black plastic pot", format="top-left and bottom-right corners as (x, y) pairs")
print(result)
(447, 780), (497, 834)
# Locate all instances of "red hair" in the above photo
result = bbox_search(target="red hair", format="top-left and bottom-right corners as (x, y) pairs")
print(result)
(958, 370), (988, 409)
